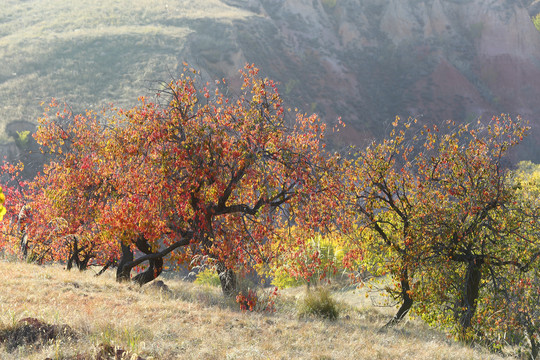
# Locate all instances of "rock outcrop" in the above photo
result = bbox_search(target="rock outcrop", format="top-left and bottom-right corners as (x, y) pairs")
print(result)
(2, 0), (540, 161)
(211, 0), (540, 159)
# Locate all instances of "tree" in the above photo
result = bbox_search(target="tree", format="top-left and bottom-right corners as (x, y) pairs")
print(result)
(29, 64), (339, 295)
(407, 117), (540, 347)
(0, 162), (31, 259)
(474, 161), (540, 358)
(344, 117), (424, 327)
(343, 115), (540, 343)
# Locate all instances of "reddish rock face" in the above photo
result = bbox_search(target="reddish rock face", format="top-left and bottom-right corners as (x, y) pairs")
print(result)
(214, 0), (540, 160)
(2, 0), (539, 161)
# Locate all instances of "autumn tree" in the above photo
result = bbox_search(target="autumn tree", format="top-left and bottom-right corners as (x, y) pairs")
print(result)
(407, 117), (540, 344)
(0, 162), (32, 259)
(343, 116), (540, 345)
(344, 117), (424, 327)
(29, 64), (339, 295)
(457, 160), (540, 357)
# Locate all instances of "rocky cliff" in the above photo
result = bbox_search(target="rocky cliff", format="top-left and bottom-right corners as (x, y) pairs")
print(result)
(208, 0), (540, 159)
(1, 0), (539, 161)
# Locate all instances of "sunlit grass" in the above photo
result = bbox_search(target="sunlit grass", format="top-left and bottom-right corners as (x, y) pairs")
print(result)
(0, 259), (516, 359)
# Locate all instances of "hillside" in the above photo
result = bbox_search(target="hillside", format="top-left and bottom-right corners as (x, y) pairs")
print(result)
(0, 260), (515, 359)
(1, 0), (540, 163)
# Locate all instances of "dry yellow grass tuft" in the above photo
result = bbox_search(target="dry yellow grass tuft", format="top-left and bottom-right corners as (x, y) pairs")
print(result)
(0, 260), (515, 359)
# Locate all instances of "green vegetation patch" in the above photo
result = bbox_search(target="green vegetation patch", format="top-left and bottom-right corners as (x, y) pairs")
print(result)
(297, 287), (341, 321)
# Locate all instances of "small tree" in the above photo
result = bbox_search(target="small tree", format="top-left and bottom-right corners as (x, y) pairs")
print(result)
(343, 116), (540, 342)
(477, 161), (540, 358)
(0, 162), (31, 259)
(344, 117), (424, 327)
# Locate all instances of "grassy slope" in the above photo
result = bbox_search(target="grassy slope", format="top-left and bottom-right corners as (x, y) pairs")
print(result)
(0, 0), (253, 142)
(0, 260), (514, 360)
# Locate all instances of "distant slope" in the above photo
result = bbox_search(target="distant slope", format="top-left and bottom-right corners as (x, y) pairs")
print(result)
(0, 0), (252, 138)
(1, 0), (539, 162)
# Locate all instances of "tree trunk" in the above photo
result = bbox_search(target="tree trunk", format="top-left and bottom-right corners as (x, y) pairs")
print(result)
(66, 236), (92, 271)
(456, 259), (482, 331)
(20, 233), (28, 259)
(382, 268), (413, 329)
(130, 236), (163, 286)
(66, 236), (77, 270)
(116, 242), (134, 282)
(95, 259), (114, 277)
(116, 234), (192, 284)
(216, 261), (237, 297)
(527, 327), (539, 360)
(18, 205), (30, 259)
(132, 256), (164, 285)
(78, 252), (92, 270)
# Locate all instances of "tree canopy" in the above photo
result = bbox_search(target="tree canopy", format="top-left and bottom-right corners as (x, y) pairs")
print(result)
(341, 116), (540, 355)
(5, 64), (341, 294)
(0, 64), (539, 357)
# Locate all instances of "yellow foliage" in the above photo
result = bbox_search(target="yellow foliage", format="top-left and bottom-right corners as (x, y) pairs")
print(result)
(262, 228), (351, 289)
(194, 267), (221, 287)
(514, 161), (540, 202)
(0, 186), (6, 221)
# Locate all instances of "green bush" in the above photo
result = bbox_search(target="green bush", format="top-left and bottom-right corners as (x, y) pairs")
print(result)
(15, 130), (30, 149)
(269, 267), (305, 289)
(533, 14), (540, 32)
(268, 233), (349, 289)
(194, 267), (221, 287)
(297, 287), (340, 320)
(322, 0), (337, 9)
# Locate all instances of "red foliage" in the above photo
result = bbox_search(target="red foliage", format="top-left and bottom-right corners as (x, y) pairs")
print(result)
(6, 64), (340, 281)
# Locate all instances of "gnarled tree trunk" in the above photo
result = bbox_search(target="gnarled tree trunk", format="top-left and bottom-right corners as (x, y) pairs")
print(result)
(216, 261), (237, 297)
(66, 235), (93, 271)
(131, 235), (163, 286)
(456, 258), (483, 332)
(132, 257), (164, 285)
(116, 236), (164, 285)
(116, 242), (134, 282)
(382, 268), (413, 329)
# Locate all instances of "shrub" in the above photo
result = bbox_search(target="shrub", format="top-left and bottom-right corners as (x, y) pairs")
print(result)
(15, 130), (30, 149)
(533, 14), (540, 32)
(0, 317), (76, 351)
(297, 287), (340, 320)
(269, 267), (305, 289)
(194, 267), (221, 287)
(236, 287), (279, 313)
(322, 0), (337, 9)
(266, 231), (350, 289)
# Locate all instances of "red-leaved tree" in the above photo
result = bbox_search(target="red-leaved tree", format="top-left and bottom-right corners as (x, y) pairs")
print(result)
(26, 64), (340, 295)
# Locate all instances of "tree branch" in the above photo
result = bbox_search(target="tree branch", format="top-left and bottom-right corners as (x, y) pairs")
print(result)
(121, 233), (193, 270)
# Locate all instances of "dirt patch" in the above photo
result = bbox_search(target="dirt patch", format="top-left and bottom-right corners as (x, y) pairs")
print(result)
(0, 317), (76, 351)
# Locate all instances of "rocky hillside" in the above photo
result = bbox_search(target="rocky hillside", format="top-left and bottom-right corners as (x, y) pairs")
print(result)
(1, 0), (539, 163)
(215, 0), (540, 158)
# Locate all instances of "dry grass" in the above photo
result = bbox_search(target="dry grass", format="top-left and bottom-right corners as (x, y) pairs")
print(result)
(0, 259), (517, 360)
